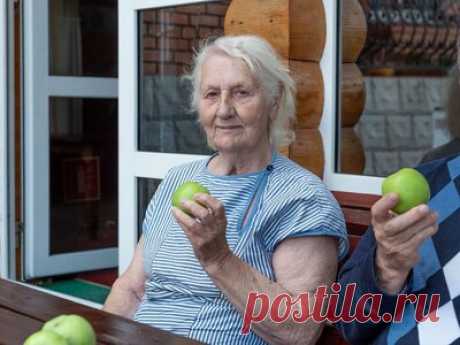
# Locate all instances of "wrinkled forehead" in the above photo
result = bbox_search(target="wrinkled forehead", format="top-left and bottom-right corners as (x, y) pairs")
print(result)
(200, 49), (260, 88)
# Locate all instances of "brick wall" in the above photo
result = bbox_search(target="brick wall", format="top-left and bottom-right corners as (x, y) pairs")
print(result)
(142, 2), (230, 76)
(139, 2), (230, 154)
(356, 76), (450, 177)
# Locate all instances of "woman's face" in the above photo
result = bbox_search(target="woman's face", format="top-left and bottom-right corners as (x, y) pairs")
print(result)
(198, 52), (274, 154)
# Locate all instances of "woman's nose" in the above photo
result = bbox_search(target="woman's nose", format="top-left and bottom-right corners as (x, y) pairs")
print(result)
(216, 94), (235, 118)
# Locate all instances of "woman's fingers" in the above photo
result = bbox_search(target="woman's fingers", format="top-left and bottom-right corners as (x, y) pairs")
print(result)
(180, 199), (209, 221)
(194, 193), (225, 217)
(173, 194), (226, 232)
(172, 207), (208, 245)
(172, 207), (196, 229)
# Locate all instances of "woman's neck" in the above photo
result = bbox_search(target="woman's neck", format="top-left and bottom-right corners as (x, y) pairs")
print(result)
(209, 146), (273, 176)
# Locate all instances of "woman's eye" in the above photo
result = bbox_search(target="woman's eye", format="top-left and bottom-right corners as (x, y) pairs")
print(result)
(235, 90), (249, 97)
(205, 91), (218, 98)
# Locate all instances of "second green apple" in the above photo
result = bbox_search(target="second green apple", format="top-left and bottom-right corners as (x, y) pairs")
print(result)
(381, 168), (431, 214)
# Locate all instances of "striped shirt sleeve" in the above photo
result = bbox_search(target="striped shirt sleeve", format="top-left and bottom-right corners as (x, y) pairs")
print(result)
(263, 179), (349, 260)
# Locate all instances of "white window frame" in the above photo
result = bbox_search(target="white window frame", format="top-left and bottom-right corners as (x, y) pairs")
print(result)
(118, 0), (382, 274)
(320, 0), (383, 195)
(0, 0), (9, 278)
(23, 0), (119, 278)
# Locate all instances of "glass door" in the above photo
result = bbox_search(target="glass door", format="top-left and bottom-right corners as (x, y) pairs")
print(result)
(118, 0), (230, 273)
(0, 0), (9, 278)
(24, 0), (118, 278)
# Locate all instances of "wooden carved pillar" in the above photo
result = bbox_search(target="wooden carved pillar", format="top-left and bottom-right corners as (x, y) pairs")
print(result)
(224, 0), (326, 177)
(341, 0), (367, 174)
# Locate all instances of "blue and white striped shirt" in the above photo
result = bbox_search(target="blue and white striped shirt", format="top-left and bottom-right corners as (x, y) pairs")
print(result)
(134, 152), (348, 344)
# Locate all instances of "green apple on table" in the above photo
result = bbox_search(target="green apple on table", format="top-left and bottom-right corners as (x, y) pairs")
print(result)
(23, 314), (96, 345)
(24, 330), (68, 345)
(42, 314), (96, 345)
(381, 168), (431, 214)
(172, 181), (210, 213)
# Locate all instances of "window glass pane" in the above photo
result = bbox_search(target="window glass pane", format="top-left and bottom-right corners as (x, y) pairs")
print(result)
(338, 0), (460, 177)
(138, 178), (162, 239)
(49, 97), (118, 254)
(49, 0), (118, 77)
(138, 1), (230, 153)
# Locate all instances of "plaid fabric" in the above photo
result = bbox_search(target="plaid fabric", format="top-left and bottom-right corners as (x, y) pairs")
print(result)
(336, 154), (460, 345)
(387, 154), (460, 345)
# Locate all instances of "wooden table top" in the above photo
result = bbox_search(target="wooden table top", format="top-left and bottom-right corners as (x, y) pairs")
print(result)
(0, 278), (203, 345)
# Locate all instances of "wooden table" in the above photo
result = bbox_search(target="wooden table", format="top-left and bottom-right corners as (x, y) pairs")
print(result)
(0, 278), (203, 345)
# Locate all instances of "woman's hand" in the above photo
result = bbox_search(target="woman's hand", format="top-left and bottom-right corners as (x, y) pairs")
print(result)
(172, 193), (232, 272)
(372, 193), (438, 294)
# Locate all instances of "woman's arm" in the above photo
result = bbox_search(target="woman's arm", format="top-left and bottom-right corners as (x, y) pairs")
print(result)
(207, 235), (338, 345)
(174, 193), (339, 345)
(103, 236), (148, 318)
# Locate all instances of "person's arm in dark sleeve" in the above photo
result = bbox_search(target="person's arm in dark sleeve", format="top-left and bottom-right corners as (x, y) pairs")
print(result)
(335, 227), (409, 345)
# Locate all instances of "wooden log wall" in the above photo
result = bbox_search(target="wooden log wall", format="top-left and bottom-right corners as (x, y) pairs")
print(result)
(224, 0), (367, 178)
(341, 0), (367, 174)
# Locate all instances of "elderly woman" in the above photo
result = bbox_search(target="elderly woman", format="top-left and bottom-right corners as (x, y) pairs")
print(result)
(104, 35), (348, 345)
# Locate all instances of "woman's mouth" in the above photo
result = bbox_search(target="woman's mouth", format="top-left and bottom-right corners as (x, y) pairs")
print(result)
(216, 125), (242, 130)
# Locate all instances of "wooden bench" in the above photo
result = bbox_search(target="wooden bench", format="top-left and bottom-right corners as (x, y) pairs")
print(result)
(316, 191), (379, 345)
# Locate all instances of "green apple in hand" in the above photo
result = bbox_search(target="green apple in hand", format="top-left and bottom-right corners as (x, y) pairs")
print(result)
(42, 314), (96, 345)
(172, 181), (209, 213)
(24, 330), (69, 345)
(382, 168), (431, 214)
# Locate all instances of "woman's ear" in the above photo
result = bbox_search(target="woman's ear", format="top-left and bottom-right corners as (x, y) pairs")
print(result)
(269, 87), (282, 122)
(269, 101), (278, 122)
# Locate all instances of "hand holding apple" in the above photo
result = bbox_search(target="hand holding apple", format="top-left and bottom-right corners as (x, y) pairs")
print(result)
(375, 168), (435, 293)
(172, 189), (232, 273)
(371, 193), (438, 294)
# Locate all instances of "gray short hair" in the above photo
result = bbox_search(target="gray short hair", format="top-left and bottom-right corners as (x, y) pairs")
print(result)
(183, 35), (297, 148)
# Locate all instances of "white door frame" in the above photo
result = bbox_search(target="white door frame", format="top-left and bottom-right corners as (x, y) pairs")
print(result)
(0, 0), (9, 279)
(23, 0), (118, 278)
